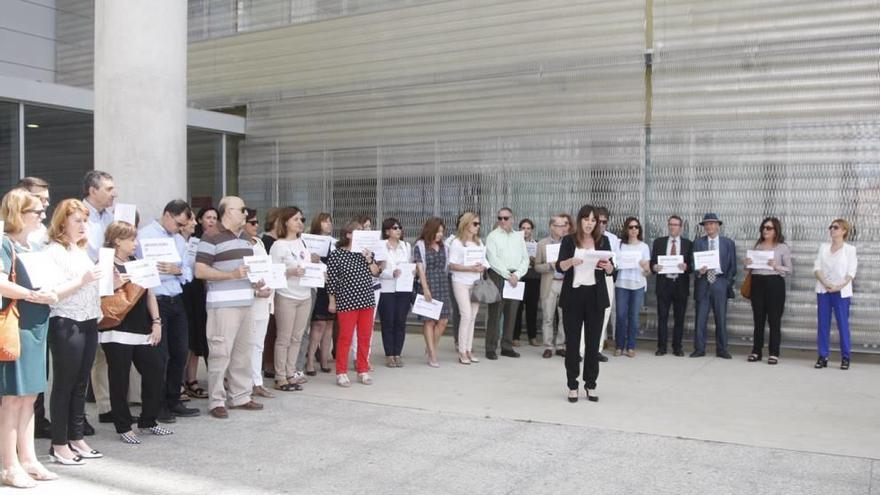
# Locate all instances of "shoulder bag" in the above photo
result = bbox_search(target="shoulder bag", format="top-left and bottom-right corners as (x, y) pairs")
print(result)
(0, 243), (21, 361)
(471, 272), (501, 304)
(740, 270), (752, 300)
(99, 280), (146, 330)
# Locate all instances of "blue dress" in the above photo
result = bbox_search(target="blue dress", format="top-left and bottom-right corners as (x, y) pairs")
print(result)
(0, 238), (50, 396)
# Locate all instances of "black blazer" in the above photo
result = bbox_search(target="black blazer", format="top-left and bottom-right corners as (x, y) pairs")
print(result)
(556, 234), (613, 311)
(650, 236), (693, 297)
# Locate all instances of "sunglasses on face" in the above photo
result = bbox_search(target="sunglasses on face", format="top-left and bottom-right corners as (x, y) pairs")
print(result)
(390, 225), (401, 230)
(497, 216), (510, 221)
(627, 224), (640, 230)
(238, 207), (248, 214)
(472, 222), (480, 227)
(597, 220), (608, 225)
(762, 225), (775, 231)
(829, 225), (841, 230)
(246, 220), (259, 226)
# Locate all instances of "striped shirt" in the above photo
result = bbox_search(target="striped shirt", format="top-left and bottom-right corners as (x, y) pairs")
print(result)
(195, 225), (254, 309)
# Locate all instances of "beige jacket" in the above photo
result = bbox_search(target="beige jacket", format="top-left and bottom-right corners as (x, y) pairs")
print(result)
(534, 236), (563, 300)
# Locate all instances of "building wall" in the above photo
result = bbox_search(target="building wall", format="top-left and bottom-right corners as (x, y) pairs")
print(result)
(0, 0), (56, 81)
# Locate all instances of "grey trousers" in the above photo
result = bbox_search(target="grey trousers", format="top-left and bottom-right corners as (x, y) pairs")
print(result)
(485, 270), (517, 354)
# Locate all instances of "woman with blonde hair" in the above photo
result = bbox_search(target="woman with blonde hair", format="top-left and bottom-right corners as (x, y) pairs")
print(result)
(0, 189), (59, 486)
(813, 218), (857, 370)
(44, 199), (104, 464)
(448, 212), (489, 364)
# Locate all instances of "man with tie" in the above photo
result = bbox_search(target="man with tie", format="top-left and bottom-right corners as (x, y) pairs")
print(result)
(691, 213), (737, 358)
(650, 215), (692, 356)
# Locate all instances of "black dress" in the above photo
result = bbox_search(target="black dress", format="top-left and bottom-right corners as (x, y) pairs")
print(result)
(182, 278), (208, 357)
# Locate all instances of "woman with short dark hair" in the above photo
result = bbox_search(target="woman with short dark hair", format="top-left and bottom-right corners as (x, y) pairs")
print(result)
(613, 217), (651, 358)
(377, 217), (413, 368)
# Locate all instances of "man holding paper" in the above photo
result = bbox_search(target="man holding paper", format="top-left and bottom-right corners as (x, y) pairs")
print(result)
(534, 214), (570, 358)
(138, 200), (199, 421)
(195, 196), (266, 418)
(650, 215), (693, 357)
(691, 213), (737, 359)
(484, 208), (530, 360)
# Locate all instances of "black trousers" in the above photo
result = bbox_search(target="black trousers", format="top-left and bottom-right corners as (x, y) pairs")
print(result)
(513, 280), (540, 340)
(750, 274), (786, 357)
(655, 279), (688, 353)
(563, 285), (603, 390)
(378, 292), (411, 357)
(48, 317), (98, 445)
(157, 295), (189, 409)
(102, 342), (166, 433)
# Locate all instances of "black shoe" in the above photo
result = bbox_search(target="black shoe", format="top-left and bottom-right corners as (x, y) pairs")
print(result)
(83, 418), (95, 436)
(840, 358), (850, 370)
(263, 370), (275, 379)
(98, 412), (114, 424)
(717, 352), (732, 359)
(655, 349), (667, 356)
(689, 351), (705, 358)
(35, 421), (52, 439)
(597, 353), (608, 362)
(157, 407), (177, 424)
(673, 350), (684, 357)
(500, 349), (520, 358)
(485, 352), (498, 360)
(169, 403), (200, 417)
(555, 349), (566, 358)
(814, 357), (828, 369)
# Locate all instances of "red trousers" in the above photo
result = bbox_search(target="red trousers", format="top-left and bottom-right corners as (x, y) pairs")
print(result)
(336, 307), (374, 374)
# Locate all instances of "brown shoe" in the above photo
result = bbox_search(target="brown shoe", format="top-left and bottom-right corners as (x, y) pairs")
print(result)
(542, 349), (553, 359)
(529, 338), (540, 347)
(252, 386), (276, 398)
(209, 407), (228, 419)
(512, 339), (521, 347)
(230, 400), (264, 411)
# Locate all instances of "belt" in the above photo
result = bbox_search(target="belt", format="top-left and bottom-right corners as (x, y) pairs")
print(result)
(155, 294), (182, 301)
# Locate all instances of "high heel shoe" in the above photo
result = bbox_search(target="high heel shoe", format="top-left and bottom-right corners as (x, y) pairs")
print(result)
(69, 443), (103, 459)
(1, 467), (37, 488)
(841, 358), (850, 370)
(458, 353), (471, 365)
(814, 357), (828, 369)
(48, 448), (84, 466)
(467, 353), (479, 363)
(567, 390), (578, 403)
(586, 389), (599, 402)
(21, 462), (58, 481)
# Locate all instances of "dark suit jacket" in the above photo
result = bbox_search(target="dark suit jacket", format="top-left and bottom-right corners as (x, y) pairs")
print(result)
(651, 236), (693, 297)
(556, 234), (612, 311)
(692, 235), (737, 301)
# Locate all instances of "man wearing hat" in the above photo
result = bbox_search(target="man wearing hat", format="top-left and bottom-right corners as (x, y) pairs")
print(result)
(691, 213), (737, 358)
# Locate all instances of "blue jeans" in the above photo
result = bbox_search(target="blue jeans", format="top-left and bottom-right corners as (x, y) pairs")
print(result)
(614, 287), (645, 350)
(817, 292), (851, 359)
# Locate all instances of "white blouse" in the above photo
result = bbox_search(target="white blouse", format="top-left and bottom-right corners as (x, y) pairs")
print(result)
(46, 242), (102, 321)
(813, 242), (857, 298)
(269, 238), (313, 301)
(448, 238), (489, 286)
(379, 240), (412, 293)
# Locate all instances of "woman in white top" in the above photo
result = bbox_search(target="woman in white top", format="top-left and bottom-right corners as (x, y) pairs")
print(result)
(448, 212), (490, 364)
(44, 199), (103, 464)
(813, 218), (857, 370)
(244, 209), (275, 398)
(376, 217), (413, 368)
(613, 217), (651, 357)
(268, 207), (314, 391)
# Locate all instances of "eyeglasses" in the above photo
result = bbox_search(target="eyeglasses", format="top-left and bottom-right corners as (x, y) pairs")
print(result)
(828, 225), (841, 230)
(23, 209), (45, 215)
(762, 225), (775, 231)
(627, 224), (640, 230)
(472, 221), (481, 227)
(497, 216), (510, 221)
(552, 223), (568, 228)
(668, 222), (681, 227)
(238, 207), (248, 214)
(597, 220), (608, 225)
(246, 220), (259, 226)
(390, 225), (402, 230)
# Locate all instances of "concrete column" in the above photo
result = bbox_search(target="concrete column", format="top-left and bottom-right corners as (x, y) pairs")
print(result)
(93, 0), (187, 223)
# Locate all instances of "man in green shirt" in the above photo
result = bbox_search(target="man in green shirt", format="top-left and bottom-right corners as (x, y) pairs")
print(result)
(484, 207), (530, 359)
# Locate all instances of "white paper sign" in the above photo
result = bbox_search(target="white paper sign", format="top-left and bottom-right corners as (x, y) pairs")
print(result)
(114, 203), (137, 225)
(617, 250), (643, 270)
(301, 234), (332, 257)
(98, 247), (115, 296)
(140, 238), (182, 263)
(658, 255), (684, 274)
(694, 250), (721, 271)
(395, 262), (416, 292)
(351, 230), (381, 255)
(17, 251), (53, 288)
(746, 250), (774, 270)
(123, 259), (161, 289)
(526, 241), (537, 258)
(299, 262), (326, 288)
(583, 249), (614, 269)
(244, 255), (272, 283)
(464, 246), (486, 266)
(545, 243), (561, 264)
(262, 263), (288, 290)
(503, 280), (525, 300)
(412, 294), (443, 320)
(185, 237), (200, 267)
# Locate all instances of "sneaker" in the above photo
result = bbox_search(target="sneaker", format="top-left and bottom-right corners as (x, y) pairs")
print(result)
(336, 374), (351, 387)
(357, 373), (373, 385)
(626, 349), (636, 358)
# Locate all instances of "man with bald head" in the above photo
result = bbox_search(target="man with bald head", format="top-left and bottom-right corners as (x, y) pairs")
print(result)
(195, 196), (269, 418)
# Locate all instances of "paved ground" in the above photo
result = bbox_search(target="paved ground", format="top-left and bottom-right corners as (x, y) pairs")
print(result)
(17, 332), (880, 494)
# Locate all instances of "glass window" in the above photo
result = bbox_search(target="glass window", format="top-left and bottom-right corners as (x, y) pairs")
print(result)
(0, 102), (20, 192)
(23, 105), (94, 204)
(187, 129), (223, 211)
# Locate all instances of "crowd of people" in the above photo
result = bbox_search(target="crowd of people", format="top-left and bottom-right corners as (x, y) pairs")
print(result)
(0, 171), (858, 487)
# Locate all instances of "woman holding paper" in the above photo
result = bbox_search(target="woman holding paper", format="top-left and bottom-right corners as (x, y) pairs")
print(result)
(327, 221), (380, 386)
(744, 217), (792, 365)
(556, 205), (613, 403)
(813, 218), (857, 370)
(44, 199), (104, 464)
(513, 218), (541, 347)
(306, 213), (335, 375)
(243, 208), (276, 398)
(100, 221), (172, 444)
(0, 189), (60, 486)
(613, 217), (651, 358)
(269, 207), (314, 391)
(377, 217), (413, 368)
(448, 212), (489, 365)
(414, 217), (451, 367)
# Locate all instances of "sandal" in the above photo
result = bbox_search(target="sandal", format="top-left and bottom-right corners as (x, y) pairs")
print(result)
(274, 380), (302, 392)
(747, 353), (761, 362)
(185, 380), (208, 399)
(767, 356), (778, 365)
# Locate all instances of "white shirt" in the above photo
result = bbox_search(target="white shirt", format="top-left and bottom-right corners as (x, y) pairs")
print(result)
(269, 238), (313, 300)
(616, 241), (650, 290)
(46, 242), (102, 321)
(448, 238), (490, 286)
(814, 242), (857, 298)
(379, 239), (412, 293)
(665, 236), (682, 256)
